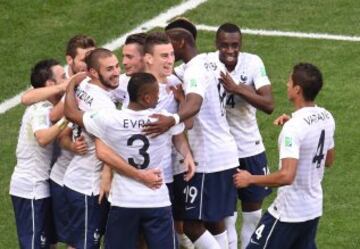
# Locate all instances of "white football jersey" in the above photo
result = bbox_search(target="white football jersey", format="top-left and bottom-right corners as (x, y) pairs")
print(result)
(207, 51), (271, 158)
(83, 108), (184, 208)
(10, 101), (54, 199)
(182, 54), (238, 173)
(110, 73), (129, 105)
(268, 106), (335, 222)
(64, 79), (116, 196)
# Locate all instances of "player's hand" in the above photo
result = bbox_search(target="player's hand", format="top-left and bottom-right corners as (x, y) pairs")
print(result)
(143, 114), (175, 137)
(273, 114), (291, 126)
(183, 153), (196, 181)
(138, 167), (163, 189)
(72, 135), (88, 155)
(233, 169), (252, 188)
(67, 72), (88, 89)
(170, 84), (185, 103)
(98, 169), (112, 204)
(220, 71), (239, 93)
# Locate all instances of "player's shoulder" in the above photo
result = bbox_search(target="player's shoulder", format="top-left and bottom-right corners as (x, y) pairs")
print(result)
(239, 52), (264, 65)
(31, 100), (52, 112)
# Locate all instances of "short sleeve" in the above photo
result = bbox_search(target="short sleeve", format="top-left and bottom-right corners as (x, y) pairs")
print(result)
(169, 122), (185, 136)
(279, 122), (301, 160)
(83, 109), (110, 139)
(31, 104), (51, 133)
(183, 67), (208, 98)
(252, 55), (271, 90)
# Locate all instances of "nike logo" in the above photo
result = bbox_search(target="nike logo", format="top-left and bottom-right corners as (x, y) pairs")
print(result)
(250, 238), (260, 245)
(185, 206), (196, 211)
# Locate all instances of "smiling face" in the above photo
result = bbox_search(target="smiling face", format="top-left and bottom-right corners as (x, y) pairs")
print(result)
(96, 54), (121, 90)
(145, 43), (175, 80)
(216, 31), (241, 71)
(122, 43), (145, 76)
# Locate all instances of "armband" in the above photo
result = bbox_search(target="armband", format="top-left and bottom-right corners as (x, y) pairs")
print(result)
(56, 117), (69, 130)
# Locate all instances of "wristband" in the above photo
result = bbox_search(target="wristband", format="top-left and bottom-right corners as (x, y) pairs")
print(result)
(56, 117), (69, 130)
(172, 113), (180, 125)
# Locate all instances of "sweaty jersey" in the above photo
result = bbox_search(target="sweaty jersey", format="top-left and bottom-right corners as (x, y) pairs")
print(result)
(63, 78), (116, 196)
(268, 106), (335, 222)
(83, 108), (184, 208)
(181, 54), (238, 173)
(10, 101), (54, 199)
(207, 51), (271, 158)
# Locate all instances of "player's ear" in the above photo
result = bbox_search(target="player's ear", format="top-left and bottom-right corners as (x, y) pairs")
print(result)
(66, 55), (73, 66)
(144, 53), (153, 66)
(88, 68), (98, 79)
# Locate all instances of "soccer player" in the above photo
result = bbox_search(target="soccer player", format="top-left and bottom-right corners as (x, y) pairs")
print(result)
(62, 48), (120, 249)
(9, 59), (69, 249)
(234, 63), (335, 249)
(145, 20), (239, 249)
(21, 34), (96, 122)
(64, 72), (195, 249)
(208, 23), (274, 249)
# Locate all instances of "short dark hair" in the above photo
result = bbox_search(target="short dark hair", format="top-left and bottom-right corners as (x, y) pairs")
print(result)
(124, 33), (147, 55)
(144, 32), (171, 54)
(128, 72), (157, 102)
(216, 23), (241, 39)
(165, 17), (197, 40)
(30, 59), (60, 88)
(66, 34), (96, 58)
(84, 48), (113, 71)
(292, 63), (323, 101)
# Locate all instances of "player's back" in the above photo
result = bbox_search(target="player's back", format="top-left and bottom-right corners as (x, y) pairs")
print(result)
(270, 106), (335, 222)
(84, 107), (184, 208)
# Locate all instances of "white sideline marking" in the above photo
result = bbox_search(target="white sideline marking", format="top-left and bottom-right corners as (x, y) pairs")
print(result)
(0, 0), (207, 115)
(196, 24), (360, 42)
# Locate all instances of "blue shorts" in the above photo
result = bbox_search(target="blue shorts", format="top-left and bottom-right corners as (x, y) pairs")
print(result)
(65, 187), (109, 249)
(50, 180), (69, 243)
(11, 196), (56, 249)
(246, 212), (319, 249)
(104, 206), (176, 249)
(238, 152), (272, 203)
(173, 167), (238, 222)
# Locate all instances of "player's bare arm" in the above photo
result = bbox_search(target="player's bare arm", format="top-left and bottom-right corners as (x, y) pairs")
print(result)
(325, 148), (335, 168)
(273, 113), (291, 126)
(172, 132), (196, 181)
(95, 139), (163, 190)
(170, 84), (194, 129)
(220, 71), (274, 114)
(58, 127), (87, 155)
(143, 93), (202, 136)
(34, 117), (69, 147)
(233, 158), (298, 188)
(98, 163), (113, 204)
(64, 72), (87, 127)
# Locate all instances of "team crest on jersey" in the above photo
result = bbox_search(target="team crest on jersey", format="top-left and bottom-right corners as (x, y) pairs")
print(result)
(285, 136), (293, 147)
(40, 233), (47, 248)
(240, 74), (248, 82)
(204, 62), (217, 71)
(94, 229), (100, 244)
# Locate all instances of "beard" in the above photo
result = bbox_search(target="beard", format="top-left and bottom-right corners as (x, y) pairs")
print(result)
(98, 72), (118, 90)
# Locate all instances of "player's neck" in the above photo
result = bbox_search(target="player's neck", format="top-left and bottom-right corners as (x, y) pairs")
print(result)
(183, 46), (198, 63)
(294, 99), (315, 110)
(128, 102), (148, 111)
(147, 69), (167, 84)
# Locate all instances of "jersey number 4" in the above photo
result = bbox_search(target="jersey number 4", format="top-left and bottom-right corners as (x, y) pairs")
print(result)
(313, 129), (325, 168)
(127, 134), (150, 169)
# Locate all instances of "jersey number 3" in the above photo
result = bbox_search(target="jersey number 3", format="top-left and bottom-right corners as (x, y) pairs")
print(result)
(313, 129), (325, 168)
(127, 134), (150, 169)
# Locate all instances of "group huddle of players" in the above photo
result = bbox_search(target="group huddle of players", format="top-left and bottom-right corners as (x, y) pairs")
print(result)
(9, 18), (335, 249)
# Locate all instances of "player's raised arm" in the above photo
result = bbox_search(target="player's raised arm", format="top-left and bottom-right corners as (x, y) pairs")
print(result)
(64, 72), (87, 127)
